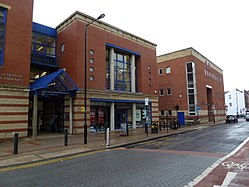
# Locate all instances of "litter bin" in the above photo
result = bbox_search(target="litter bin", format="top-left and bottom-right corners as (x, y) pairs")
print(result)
(151, 122), (159, 133)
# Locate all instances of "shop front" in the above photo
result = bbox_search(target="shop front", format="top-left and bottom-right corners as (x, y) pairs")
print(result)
(90, 98), (147, 131)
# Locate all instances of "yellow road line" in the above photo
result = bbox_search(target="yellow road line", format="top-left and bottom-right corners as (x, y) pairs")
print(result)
(0, 149), (107, 172)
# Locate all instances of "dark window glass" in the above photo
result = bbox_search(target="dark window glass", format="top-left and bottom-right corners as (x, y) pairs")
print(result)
(158, 68), (163, 75)
(168, 110), (172, 115)
(187, 73), (194, 83)
(31, 31), (56, 66)
(0, 8), (6, 65)
(188, 89), (194, 94)
(167, 88), (172, 95)
(106, 49), (110, 89)
(187, 63), (193, 72)
(159, 89), (164, 96)
(188, 95), (195, 104)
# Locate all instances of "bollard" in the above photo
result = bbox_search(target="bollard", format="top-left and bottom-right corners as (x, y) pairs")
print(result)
(64, 129), (68, 146)
(105, 127), (107, 140)
(166, 124), (169, 133)
(13, 133), (19, 155)
(106, 128), (110, 146)
(159, 123), (161, 131)
(126, 123), (129, 136)
(145, 123), (148, 137)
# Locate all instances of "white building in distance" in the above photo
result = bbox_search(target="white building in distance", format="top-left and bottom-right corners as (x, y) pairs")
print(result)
(225, 89), (246, 116)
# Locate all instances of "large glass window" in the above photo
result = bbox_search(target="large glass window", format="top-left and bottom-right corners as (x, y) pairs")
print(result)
(31, 32), (56, 66)
(106, 48), (133, 92)
(0, 8), (7, 65)
(114, 52), (131, 92)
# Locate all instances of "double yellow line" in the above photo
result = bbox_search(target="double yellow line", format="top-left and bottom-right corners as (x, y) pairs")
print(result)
(0, 149), (106, 172)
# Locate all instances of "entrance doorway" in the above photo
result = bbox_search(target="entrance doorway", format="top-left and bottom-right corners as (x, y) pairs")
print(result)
(206, 87), (214, 122)
(115, 109), (127, 130)
(28, 96), (65, 136)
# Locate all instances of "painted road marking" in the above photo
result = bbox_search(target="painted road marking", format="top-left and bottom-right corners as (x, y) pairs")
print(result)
(213, 172), (237, 187)
(222, 161), (249, 171)
(0, 149), (107, 173)
(185, 137), (249, 187)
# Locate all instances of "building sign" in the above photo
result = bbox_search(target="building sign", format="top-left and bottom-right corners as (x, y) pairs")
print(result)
(0, 73), (22, 82)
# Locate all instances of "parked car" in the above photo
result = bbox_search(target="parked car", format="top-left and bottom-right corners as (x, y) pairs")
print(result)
(245, 111), (249, 121)
(226, 115), (238, 123)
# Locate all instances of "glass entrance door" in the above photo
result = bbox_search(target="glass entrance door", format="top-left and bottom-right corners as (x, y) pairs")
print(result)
(115, 109), (127, 130)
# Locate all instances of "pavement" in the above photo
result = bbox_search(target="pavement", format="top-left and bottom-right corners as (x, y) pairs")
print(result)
(0, 123), (218, 167)
(0, 120), (249, 187)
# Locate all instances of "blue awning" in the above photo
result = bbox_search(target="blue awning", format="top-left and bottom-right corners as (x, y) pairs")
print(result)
(30, 69), (79, 96)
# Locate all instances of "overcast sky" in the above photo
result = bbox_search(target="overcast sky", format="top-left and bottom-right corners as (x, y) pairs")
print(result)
(33, 0), (249, 92)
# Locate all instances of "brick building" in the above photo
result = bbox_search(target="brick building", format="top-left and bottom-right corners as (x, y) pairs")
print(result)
(0, 1), (159, 140)
(157, 48), (225, 124)
(0, 1), (33, 139)
(52, 11), (159, 134)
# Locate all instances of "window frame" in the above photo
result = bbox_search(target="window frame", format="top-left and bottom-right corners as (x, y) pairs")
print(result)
(165, 66), (171, 74)
(0, 7), (7, 65)
(158, 68), (163, 75)
(113, 51), (131, 92)
(167, 88), (172, 95)
(159, 89), (164, 96)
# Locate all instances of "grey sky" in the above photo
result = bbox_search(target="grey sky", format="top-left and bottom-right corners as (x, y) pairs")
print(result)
(33, 0), (249, 91)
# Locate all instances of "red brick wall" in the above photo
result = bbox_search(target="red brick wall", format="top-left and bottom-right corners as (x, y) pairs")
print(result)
(0, 0), (33, 87)
(194, 56), (225, 110)
(157, 55), (225, 113)
(57, 19), (157, 95)
(157, 56), (191, 111)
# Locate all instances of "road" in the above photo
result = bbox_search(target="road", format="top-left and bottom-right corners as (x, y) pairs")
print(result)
(0, 120), (248, 187)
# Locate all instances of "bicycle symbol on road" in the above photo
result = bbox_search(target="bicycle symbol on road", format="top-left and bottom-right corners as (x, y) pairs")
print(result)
(222, 161), (249, 171)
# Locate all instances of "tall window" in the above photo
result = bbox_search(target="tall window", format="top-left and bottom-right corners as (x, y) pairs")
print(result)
(186, 62), (196, 115)
(114, 52), (131, 91)
(31, 32), (56, 66)
(106, 49), (110, 89)
(106, 47), (135, 92)
(0, 8), (7, 65)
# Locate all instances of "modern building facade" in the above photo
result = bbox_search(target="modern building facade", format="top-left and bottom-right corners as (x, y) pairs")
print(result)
(225, 89), (247, 116)
(53, 11), (159, 134)
(0, 1), (159, 140)
(157, 48), (225, 124)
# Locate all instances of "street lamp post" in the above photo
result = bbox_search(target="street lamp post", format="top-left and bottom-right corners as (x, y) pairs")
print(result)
(84, 14), (105, 144)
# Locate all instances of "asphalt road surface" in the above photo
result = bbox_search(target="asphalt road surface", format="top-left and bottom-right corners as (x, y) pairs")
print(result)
(0, 120), (248, 187)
